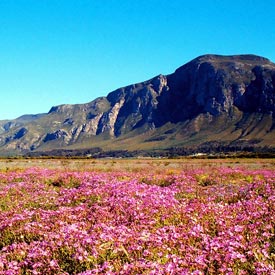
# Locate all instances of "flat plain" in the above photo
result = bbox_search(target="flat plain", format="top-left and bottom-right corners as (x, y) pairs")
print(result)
(0, 158), (274, 274)
(1, 157), (275, 173)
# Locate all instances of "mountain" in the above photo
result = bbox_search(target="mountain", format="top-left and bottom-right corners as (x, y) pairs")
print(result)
(1, 54), (275, 156)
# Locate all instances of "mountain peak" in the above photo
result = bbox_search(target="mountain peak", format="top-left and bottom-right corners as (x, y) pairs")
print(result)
(193, 54), (272, 64)
(1, 54), (275, 156)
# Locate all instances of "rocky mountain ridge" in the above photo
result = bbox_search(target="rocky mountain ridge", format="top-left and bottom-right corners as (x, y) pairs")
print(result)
(0, 54), (275, 156)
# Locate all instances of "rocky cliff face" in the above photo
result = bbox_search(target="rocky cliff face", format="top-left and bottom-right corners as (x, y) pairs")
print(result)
(154, 55), (275, 123)
(0, 54), (275, 155)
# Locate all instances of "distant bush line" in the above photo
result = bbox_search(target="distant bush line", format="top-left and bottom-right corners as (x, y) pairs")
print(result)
(20, 142), (275, 159)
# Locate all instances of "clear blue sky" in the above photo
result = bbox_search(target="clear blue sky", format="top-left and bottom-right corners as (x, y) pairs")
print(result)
(0, 0), (275, 120)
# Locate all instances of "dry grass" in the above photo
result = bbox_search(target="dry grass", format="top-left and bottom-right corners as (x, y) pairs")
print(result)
(1, 157), (274, 173)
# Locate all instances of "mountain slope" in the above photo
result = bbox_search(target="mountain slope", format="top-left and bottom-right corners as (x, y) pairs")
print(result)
(0, 54), (275, 156)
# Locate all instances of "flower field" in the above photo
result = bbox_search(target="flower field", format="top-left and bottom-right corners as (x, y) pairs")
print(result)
(0, 159), (274, 274)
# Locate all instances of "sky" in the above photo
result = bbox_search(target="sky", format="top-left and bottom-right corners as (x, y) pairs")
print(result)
(0, 0), (275, 120)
